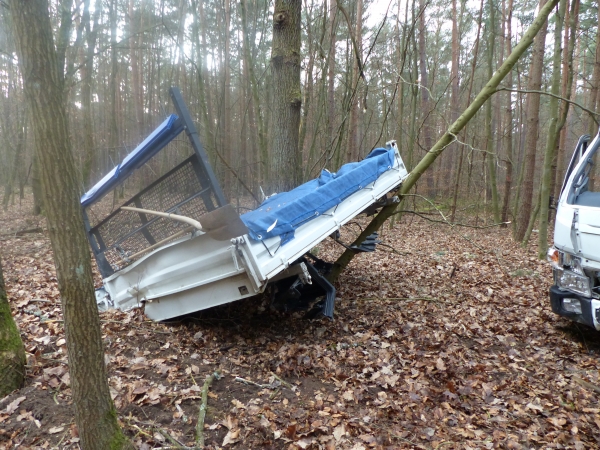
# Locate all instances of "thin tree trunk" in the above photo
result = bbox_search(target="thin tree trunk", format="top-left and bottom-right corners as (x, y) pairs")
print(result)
(347, 0), (363, 162)
(586, 5), (600, 136)
(485, 0), (500, 223)
(450, 0), (484, 222)
(500, 0), (514, 225)
(8, 1), (132, 448)
(418, 0), (434, 197)
(552, 0), (579, 202)
(80, 0), (101, 187)
(446, 0), (460, 197)
(270, 0), (302, 192)
(327, 0), (337, 149)
(240, 0), (267, 187)
(537, 0), (567, 256)
(221, 0), (232, 197)
(514, 0), (548, 243)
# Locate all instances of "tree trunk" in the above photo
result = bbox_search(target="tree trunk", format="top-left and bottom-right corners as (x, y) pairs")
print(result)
(586, 4), (600, 136)
(31, 150), (43, 215)
(109, 0), (120, 169)
(0, 255), (26, 397)
(221, 0), (232, 197)
(418, 0), (435, 197)
(327, 0), (337, 148)
(8, 1), (132, 448)
(514, 0), (548, 243)
(500, 0), (514, 225)
(446, 0), (460, 197)
(450, 0), (484, 222)
(240, 0), (267, 188)
(485, 0), (500, 223)
(552, 0), (579, 203)
(347, 0), (363, 163)
(537, 0), (567, 257)
(328, 0), (560, 282)
(270, 0), (302, 193)
(80, 0), (101, 188)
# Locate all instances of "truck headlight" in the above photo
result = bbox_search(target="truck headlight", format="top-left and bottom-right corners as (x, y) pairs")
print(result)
(562, 298), (582, 314)
(557, 269), (592, 297)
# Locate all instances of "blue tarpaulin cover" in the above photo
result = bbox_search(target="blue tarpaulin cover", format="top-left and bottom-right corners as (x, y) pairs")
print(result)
(241, 148), (395, 244)
(81, 114), (184, 207)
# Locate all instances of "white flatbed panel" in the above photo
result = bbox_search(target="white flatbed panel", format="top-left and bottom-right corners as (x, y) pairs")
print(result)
(144, 273), (258, 321)
(103, 146), (409, 320)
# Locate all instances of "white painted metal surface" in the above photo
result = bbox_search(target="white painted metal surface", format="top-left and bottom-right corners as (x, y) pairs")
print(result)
(103, 144), (409, 320)
(554, 133), (600, 265)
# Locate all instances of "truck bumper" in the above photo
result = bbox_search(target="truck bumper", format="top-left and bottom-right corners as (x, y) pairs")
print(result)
(550, 285), (600, 330)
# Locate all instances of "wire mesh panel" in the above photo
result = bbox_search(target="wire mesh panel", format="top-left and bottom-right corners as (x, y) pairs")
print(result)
(83, 88), (227, 278)
(86, 155), (219, 274)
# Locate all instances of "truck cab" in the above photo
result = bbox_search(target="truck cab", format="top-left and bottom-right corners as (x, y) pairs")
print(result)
(549, 132), (600, 330)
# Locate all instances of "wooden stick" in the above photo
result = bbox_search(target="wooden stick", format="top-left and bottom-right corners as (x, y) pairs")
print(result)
(121, 206), (203, 230)
(572, 376), (600, 395)
(196, 371), (221, 448)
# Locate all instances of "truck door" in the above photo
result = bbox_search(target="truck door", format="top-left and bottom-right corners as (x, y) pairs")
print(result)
(562, 133), (600, 261)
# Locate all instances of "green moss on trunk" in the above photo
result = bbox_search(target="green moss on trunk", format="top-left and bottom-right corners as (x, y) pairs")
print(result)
(0, 258), (26, 397)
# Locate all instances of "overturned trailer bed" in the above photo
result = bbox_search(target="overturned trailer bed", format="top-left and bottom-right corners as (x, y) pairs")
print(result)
(82, 88), (409, 321)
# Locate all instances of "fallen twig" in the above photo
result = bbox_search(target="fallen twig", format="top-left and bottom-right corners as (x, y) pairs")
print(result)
(15, 227), (44, 236)
(157, 428), (188, 448)
(234, 376), (268, 389)
(572, 376), (600, 394)
(196, 370), (221, 448)
(269, 372), (294, 389)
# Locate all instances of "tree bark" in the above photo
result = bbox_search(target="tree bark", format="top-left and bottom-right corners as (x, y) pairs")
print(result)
(327, 0), (337, 148)
(586, 3), (600, 136)
(80, 0), (101, 187)
(347, 0), (363, 163)
(8, 1), (132, 448)
(514, 0), (549, 243)
(418, 0), (435, 197)
(552, 0), (579, 203)
(537, 0), (567, 257)
(328, 0), (560, 282)
(270, 0), (302, 192)
(500, 0), (514, 225)
(450, 0), (484, 222)
(446, 0), (460, 197)
(240, 0), (268, 188)
(485, 0), (500, 223)
(0, 255), (26, 397)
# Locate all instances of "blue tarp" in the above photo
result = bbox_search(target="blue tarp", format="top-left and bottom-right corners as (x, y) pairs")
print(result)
(241, 148), (395, 244)
(81, 115), (184, 207)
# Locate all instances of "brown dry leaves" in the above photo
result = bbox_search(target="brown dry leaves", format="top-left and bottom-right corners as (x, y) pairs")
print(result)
(1, 198), (599, 449)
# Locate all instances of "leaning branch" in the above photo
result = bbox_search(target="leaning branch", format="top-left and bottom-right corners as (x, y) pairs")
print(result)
(327, 0), (560, 282)
(496, 87), (600, 124)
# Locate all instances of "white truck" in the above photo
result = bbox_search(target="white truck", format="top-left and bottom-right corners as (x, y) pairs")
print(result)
(548, 132), (600, 330)
(82, 88), (409, 321)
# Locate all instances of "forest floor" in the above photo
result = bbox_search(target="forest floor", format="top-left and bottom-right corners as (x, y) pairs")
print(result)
(1, 196), (600, 450)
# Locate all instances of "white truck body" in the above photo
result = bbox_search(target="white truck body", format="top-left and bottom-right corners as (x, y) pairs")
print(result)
(100, 147), (408, 321)
(549, 132), (600, 329)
